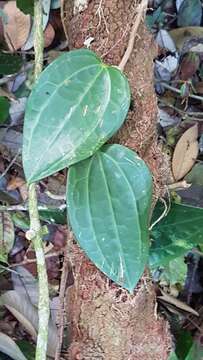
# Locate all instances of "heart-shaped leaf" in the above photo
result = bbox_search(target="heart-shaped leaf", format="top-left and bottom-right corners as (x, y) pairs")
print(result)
(23, 49), (130, 183)
(150, 202), (203, 268)
(67, 144), (152, 292)
(0, 212), (15, 263)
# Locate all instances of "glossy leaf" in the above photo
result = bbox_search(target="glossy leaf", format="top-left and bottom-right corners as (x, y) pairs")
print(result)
(23, 49), (130, 183)
(185, 163), (203, 186)
(150, 202), (203, 268)
(0, 212), (15, 263)
(159, 256), (187, 285)
(185, 341), (203, 360)
(67, 144), (152, 292)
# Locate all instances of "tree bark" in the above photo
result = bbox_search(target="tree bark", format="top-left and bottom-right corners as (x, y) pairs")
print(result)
(61, 1), (172, 359)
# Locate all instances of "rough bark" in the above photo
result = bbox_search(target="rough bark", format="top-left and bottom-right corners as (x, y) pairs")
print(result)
(61, 0), (172, 359)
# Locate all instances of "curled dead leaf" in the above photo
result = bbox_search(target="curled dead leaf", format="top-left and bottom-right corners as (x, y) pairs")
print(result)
(172, 124), (199, 181)
(3, 1), (31, 51)
(44, 22), (55, 48)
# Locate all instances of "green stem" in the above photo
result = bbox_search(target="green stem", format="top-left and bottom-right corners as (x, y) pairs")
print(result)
(28, 185), (50, 360)
(27, 2), (49, 360)
(34, 0), (44, 81)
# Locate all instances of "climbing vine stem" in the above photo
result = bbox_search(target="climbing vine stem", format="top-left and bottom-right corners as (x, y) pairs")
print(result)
(27, 1), (50, 359)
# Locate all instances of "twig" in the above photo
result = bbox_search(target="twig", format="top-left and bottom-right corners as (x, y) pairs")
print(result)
(160, 82), (203, 103)
(27, 184), (50, 360)
(9, 251), (62, 268)
(149, 198), (168, 231)
(45, 190), (66, 201)
(27, 2), (50, 360)
(118, 0), (148, 71)
(54, 244), (69, 360)
(168, 181), (191, 191)
(0, 204), (66, 212)
(0, 149), (20, 180)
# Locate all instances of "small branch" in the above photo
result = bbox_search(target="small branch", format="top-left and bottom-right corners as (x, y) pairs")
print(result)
(149, 198), (168, 231)
(27, 184), (50, 360)
(54, 244), (69, 360)
(118, 0), (148, 71)
(0, 204), (66, 212)
(160, 82), (203, 103)
(28, 2), (49, 360)
(9, 251), (62, 268)
(0, 150), (21, 180)
(168, 181), (191, 191)
(33, 0), (44, 82)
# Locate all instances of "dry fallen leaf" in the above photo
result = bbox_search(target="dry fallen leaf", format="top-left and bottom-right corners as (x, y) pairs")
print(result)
(7, 176), (28, 201)
(172, 124), (199, 181)
(170, 27), (203, 52)
(158, 289), (199, 316)
(3, 1), (31, 51)
(7, 176), (25, 190)
(44, 23), (55, 48)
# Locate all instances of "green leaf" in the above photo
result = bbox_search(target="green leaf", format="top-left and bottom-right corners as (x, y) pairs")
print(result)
(159, 256), (187, 286)
(39, 207), (66, 224)
(0, 97), (9, 124)
(0, 53), (23, 75)
(0, 212), (15, 263)
(16, 341), (35, 360)
(177, 0), (202, 27)
(0, 332), (27, 360)
(185, 341), (203, 360)
(51, 0), (60, 9)
(67, 144), (152, 292)
(149, 202), (203, 268)
(185, 163), (203, 186)
(176, 330), (193, 360)
(16, 0), (34, 15)
(23, 49), (130, 183)
(168, 352), (178, 360)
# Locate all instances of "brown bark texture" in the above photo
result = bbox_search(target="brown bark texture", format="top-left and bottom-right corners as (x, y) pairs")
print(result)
(61, 1), (172, 359)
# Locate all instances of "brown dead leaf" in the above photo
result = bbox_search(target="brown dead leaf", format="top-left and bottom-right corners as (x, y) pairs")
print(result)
(179, 52), (200, 81)
(195, 81), (203, 95)
(7, 176), (28, 201)
(3, 1), (31, 51)
(7, 176), (25, 190)
(170, 27), (203, 52)
(44, 23), (55, 48)
(158, 289), (199, 316)
(172, 124), (199, 181)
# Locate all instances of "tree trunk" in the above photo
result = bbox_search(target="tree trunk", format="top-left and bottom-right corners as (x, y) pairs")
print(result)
(61, 1), (172, 359)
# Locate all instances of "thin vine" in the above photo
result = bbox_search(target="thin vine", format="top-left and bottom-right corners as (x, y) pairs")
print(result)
(26, 1), (50, 359)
